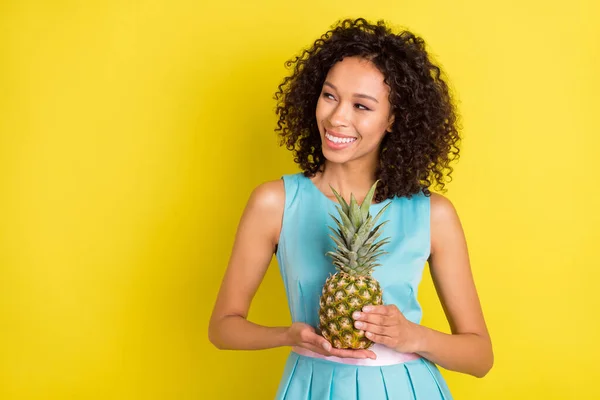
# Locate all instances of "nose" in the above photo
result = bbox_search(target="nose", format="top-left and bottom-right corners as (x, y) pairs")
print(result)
(327, 102), (351, 128)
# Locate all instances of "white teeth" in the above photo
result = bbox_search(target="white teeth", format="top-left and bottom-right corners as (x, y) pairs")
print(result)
(325, 132), (356, 144)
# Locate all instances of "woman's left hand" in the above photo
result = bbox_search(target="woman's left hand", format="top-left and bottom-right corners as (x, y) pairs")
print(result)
(352, 304), (421, 353)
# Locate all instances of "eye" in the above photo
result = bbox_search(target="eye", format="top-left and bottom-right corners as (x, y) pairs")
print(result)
(355, 103), (371, 111)
(322, 92), (336, 100)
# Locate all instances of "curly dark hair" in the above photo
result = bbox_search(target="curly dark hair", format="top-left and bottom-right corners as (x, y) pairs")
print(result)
(274, 18), (461, 201)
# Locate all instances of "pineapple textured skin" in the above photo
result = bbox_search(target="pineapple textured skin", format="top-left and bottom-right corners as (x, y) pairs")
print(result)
(318, 272), (383, 349)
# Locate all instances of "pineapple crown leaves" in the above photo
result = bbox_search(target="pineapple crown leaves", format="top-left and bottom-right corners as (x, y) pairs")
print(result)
(329, 180), (377, 227)
(325, 180), (392, 275)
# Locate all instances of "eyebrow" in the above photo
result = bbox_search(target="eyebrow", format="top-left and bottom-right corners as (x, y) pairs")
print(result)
(323, 81), (379, 104)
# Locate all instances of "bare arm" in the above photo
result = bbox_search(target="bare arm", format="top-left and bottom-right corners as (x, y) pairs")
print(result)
(208, 180), (376, 359)
(336, 193), (493, 375)
(413, 193), (494, 377)
(208, 180), (291, 350)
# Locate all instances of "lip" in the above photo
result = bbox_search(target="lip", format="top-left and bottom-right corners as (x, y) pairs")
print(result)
(324, 129), (357, 151)
(325, 129), (356, 139)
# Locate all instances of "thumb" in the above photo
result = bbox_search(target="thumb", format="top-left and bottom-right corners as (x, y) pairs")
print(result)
(302, 327), (331, 352)
(313, 334), (331, 352)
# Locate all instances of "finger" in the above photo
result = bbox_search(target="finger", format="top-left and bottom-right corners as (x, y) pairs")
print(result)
(353, 311), (394, 327)
(302, 343), (333, 357)
(362, 304), (398, 315)
(312, 336), (333, 352)
(302, 343), (371, 359)
(328, 347), (376, 360)
(353, 320), (388, 334)
(300, 329), (332, 352)
(364, 331), (396, 348)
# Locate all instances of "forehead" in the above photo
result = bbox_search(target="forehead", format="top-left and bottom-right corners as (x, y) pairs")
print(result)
(325, 57), (389, 97)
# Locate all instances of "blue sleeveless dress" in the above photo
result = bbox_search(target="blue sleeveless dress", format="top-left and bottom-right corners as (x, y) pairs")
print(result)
(274, 173), (453, 399)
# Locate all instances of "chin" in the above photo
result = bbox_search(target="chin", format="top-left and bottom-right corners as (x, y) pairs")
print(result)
(321, 148), (351, 165)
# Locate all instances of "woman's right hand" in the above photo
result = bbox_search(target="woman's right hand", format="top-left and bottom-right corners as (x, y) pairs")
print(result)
(287, 322), (377, 360)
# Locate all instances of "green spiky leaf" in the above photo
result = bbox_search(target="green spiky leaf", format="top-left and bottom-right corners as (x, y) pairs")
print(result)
(349, 194), (362, 229)
(360, 180), (379, 220)
(326, 181), (392, 277)
(330, 185), (349, 215)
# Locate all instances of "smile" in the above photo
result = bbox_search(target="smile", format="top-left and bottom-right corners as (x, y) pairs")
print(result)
(325, 131), (357, 144)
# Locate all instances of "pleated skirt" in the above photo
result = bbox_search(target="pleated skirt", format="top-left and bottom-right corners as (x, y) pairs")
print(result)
(275, 351), (453, 400)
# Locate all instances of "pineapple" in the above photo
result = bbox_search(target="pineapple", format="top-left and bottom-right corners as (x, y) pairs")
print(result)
(318, 180), (391, 349)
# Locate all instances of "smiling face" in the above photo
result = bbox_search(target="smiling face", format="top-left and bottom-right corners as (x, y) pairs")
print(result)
(315, 56), (394, 167)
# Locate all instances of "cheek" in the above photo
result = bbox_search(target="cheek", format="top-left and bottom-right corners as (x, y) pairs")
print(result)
(315, 98), (327, 124)
(357, 117), (388, 141)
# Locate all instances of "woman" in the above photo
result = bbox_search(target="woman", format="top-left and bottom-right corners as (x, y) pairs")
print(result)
(209, 18), (493, 399)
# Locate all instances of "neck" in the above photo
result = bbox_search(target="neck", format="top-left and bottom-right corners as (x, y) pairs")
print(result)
(313, 160), (379, 204)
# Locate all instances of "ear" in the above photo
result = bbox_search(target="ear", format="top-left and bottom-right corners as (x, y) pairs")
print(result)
(386, 114), (395, 133)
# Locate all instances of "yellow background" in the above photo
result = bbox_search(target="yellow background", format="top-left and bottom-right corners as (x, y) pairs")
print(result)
(1, 0), (598, 399)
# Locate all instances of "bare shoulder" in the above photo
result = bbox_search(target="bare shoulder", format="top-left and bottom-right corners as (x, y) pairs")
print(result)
(247, 179), (285, 212)
(243, 179), (285, 246)
(429, 192), (460, 224)
(429, 192), (465, 257)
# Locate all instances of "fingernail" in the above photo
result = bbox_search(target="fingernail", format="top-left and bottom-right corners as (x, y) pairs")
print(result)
(322, 342), (331, 351)
(354, 321), (363, 328)
(363, 306), (372, 312)
(353, 312), (361, 319)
